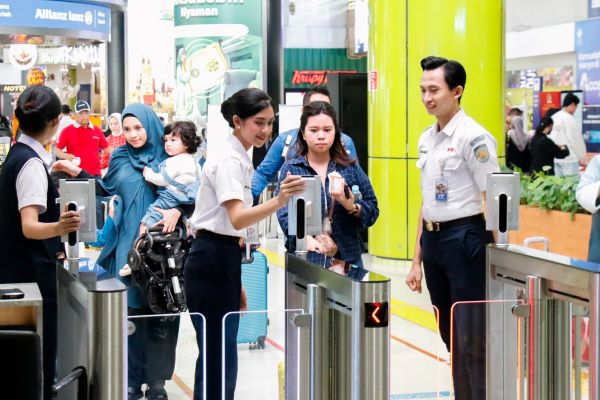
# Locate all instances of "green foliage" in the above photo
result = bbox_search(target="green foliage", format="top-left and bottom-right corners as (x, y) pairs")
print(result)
(518, 171), (583, 216)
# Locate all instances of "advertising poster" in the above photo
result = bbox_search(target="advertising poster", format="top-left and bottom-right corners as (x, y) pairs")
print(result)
(582, 105), (600, 152)
(539, 91), (561, 119)
(532, 77), (543, 129)
(173, 0), (263, 119)
(127, 0), (175, 116)
(576, 20), (600, 105)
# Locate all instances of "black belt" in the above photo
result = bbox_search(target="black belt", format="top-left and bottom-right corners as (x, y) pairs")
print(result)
(195, 229), (240, 244)
(423, 214), (484, 233)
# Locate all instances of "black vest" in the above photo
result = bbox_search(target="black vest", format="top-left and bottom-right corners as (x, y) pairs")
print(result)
(0, 142), (61, 300)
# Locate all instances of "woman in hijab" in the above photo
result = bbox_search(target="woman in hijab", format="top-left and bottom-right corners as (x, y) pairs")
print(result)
(506, 107), (532, 172)
(99, 112), (126, 172)
(55, 104), (182, 399)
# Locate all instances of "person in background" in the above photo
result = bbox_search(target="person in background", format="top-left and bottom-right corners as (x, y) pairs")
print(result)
(251, 85), (358, 198)
(550, 93), (587, 176)
(529, 117), (570, 176)
(405, 56), (499, 400)
(275, 101), (379, 267)
(576, 154), (600, 263)
(506, 107), (531, 172)
(184, 88), (305, 400)
(100, 112), (126, 172)
(50, 104), (73, 159)
(54, 100), (108, 177)
(0, 86), (81, 400)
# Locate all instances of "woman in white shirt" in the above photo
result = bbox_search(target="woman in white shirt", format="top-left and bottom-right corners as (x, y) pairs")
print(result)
(0, 86), (80, 399)
(184, 88), (304, 400)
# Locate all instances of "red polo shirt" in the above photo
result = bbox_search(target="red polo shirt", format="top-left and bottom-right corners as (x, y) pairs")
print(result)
(56, 122), (108, 176)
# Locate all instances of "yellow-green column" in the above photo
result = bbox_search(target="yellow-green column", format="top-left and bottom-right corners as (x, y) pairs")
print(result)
(368, 0), (504, 260)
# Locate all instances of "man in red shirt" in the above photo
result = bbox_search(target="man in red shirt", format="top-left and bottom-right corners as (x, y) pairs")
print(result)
(54, 100), (108, 176)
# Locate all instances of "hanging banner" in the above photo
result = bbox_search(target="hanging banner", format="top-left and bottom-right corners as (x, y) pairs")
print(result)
(173, 0), (263, 118)
(575, 20), (600, 105)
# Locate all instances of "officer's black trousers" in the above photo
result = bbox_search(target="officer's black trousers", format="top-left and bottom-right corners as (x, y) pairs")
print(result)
(184, 234), (242, 400)
(421, 219), (492, 400)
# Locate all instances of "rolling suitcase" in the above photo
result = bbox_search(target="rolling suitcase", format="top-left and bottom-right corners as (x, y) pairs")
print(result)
(237, 244), (269, 349)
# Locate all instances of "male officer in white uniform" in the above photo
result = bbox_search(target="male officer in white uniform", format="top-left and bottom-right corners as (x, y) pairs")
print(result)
(405, 56), (500, 400)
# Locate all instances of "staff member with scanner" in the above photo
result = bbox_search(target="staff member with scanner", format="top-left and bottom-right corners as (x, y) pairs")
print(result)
(184, 88), (305, 400)
(405, 56), (499, 400)
(0, 86), (81, 400)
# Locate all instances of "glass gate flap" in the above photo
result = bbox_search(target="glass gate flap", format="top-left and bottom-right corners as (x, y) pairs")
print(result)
(127, 312), (206, 400)
(222, 309), (303, 400)
(391, 302), (449, 398)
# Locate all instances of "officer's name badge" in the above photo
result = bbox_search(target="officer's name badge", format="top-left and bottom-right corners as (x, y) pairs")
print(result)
(473, 144), (489, 162)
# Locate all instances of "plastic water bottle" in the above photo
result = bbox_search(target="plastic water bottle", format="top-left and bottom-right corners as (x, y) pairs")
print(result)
(351, 185), (362, 201)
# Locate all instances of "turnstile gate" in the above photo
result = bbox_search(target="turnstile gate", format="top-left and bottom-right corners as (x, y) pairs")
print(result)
(487, 244), (600, 400)
(285, 252), (390, 400)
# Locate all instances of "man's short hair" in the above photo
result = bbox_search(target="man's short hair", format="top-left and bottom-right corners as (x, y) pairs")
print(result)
(420, 56), (467, 102)
(509, 107), (523, 116)
(302, 85), (331, 107)
(562, 93), (580, 108)
(61, 104), (71, 114)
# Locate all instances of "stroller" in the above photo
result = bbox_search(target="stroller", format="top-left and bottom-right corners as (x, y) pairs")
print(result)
(127, 226), (190, 314)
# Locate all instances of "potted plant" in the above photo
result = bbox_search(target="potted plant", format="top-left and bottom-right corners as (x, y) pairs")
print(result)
(509, 171), (591, 260)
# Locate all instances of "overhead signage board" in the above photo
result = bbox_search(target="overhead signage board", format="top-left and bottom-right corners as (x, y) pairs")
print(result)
(0, 0), (110, 36)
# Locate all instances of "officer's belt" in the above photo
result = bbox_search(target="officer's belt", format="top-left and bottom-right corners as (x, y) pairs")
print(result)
(423, 213), (484, 233)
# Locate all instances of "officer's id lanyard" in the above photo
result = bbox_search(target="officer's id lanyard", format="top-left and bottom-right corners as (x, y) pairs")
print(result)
(435, 158), (449, 202)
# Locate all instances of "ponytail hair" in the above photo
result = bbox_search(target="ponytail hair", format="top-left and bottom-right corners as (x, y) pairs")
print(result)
(221, 88), (275, 128)
(15, 86), (61, 136)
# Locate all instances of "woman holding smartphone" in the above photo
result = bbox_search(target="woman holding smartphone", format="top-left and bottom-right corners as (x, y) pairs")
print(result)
(0, 86), (81, 399)
(184, 88), (305, 400)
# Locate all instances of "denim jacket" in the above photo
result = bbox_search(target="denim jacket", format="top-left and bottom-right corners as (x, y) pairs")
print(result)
(275, 156), (378, 265)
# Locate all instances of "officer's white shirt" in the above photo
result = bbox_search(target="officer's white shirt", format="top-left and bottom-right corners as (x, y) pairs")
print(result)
(577, 154), (600, 214)
(16, 134), (53, 213)
(417, 109), (500, 222)
(190, 135), (253, 237)
(550, 110), (586, 163)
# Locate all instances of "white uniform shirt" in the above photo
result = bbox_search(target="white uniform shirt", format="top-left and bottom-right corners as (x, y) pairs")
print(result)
(417, 109), (500, 222)
(16, 134), (53, 213)
(189, 135), (253, 237)
(550, 110), (586, 163)
(144, 153), (201, 196)
(576, 154), (600, 214)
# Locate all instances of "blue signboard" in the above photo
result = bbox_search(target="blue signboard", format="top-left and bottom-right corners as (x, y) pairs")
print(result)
(0, 0), (110, 35)
(590, 0), (600, 18)
(576, 20), (600, 106)
(582, 105), (600, 152)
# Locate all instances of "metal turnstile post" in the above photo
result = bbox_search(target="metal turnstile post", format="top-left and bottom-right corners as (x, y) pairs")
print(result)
(590, 273), (600, 400)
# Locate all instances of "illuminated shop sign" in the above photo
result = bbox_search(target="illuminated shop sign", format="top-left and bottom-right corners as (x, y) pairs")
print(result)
(8, 44), (37, 70)
(0, 84), (26, 93)
(0, 0), (110, 35)
(291, 70), (358, 86)
(27, 67), (46, 86)
(38, 45), (101, 67)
